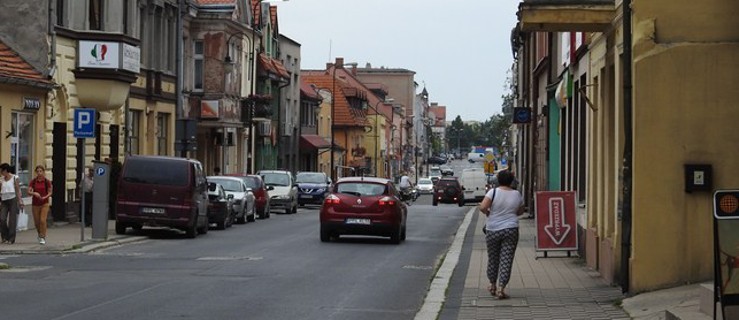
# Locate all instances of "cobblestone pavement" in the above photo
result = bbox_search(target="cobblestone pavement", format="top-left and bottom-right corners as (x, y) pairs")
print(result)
(450, 215), (629, 320)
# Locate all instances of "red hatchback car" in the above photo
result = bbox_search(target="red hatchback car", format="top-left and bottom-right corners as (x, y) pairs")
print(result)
(227, 174), (273, 219)
(320, 177), (407, 244)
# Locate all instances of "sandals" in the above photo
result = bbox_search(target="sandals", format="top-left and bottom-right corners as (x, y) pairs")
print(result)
(487, 284), (496, 297)
(496, 290), (510, 300)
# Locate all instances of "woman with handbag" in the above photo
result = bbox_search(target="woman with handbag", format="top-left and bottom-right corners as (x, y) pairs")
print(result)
(0, 163), (24, 244)
(477, 170), (524, 299)
(28, 165), (52, 245)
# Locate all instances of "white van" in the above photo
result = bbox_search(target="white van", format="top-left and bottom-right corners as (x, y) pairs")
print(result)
(460, 168), (487, 203)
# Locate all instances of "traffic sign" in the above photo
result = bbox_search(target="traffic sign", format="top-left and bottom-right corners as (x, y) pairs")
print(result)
(484, 152), (495, 162)
(512, 107), (532, 124)
(73, 109), (96, 138)
(714, 190), (739, 219)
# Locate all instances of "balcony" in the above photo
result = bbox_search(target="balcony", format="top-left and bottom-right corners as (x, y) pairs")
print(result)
(518, 0), (615, 32)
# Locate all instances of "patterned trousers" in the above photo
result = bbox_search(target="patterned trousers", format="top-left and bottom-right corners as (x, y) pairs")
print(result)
(485, 227), (519, 287)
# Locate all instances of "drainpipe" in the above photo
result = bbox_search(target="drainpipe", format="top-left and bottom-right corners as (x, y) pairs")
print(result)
(276, 79), (290, 169)
(47, 0), (57, 79)
(620, 0), (634, 294)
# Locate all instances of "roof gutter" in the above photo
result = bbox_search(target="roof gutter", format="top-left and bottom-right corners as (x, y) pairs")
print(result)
(620, 0), (633, 294)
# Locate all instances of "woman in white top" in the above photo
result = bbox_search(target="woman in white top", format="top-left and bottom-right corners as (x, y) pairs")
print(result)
(477, 170), (524, 299)
(0, 163), (24, 244)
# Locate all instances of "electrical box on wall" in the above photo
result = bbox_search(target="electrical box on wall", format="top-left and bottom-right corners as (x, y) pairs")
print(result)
(684, 164), (712, 193)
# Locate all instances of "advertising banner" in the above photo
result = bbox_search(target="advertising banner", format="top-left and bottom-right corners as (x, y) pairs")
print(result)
(714, 190), (739, 317)
(535, 191), (578, 251)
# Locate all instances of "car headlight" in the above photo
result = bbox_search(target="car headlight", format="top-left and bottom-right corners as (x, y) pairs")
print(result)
(316, 188), (326, 193)
(274, 195), (290, 200)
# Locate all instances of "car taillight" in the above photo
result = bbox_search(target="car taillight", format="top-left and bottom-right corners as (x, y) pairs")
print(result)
(379, 196), (395, 206)
(325, 194), (340, 205)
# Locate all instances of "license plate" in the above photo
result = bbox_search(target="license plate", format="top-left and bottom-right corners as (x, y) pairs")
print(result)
(300, 195), (312, 199)
(346, 218), (371, 225)
(142, 207), (165, 214)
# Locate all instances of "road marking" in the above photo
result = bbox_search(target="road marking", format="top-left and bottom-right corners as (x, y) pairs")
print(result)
(196, 256), (263, 261)
(414, 207), (475, 320)
(403, 265), (433, 270)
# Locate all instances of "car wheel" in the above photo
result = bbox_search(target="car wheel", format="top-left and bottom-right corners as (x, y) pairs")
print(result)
(132, 224), (143, 232)
(216, 213), (227, 230)
(320, 225), (330, 242)
(266, 206), (271, 218)
(401, 224), (407, 241)
(185, 219), (197, 239)
(197, 216), (209, 235)
(236, 211), (246, 224)
(458, 198), (465, 207)
(257, 207), (265, 219)
(390, 225), (402, 244)
(115, 221), (126, 235)
(432, 199), (438, 206)
(247, 208), (256, 222)
(292, 203), (298, 214)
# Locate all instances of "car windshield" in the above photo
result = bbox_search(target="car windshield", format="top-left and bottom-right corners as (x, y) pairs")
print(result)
(262, 173), (290, 186)
(419, 179), (432, 185)
(208, 178), (242, 192)
(296, 172), (326, 184)
(437, 180), (458, 188)
(430, 168), (441, 176)
(122, 159), (189, 186)
(336, 182), (386, 197)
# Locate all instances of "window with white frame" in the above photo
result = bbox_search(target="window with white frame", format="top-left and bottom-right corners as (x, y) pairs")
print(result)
(194, 40), (204, 91)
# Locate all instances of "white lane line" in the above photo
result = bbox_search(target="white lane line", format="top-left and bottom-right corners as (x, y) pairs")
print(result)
(50, 282), (170, 320)
(414, 207), (476, 320)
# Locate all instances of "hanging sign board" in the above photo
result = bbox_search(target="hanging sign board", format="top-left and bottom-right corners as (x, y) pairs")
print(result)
(714, 190), (739, 319)
(535, 191), (578, 251)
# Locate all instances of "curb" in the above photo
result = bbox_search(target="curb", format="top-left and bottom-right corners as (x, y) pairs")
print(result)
(0, 236), (148, 255)
(414, 206), (475, 320)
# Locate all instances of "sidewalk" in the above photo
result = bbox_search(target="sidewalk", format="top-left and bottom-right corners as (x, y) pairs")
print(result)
(0, 220), (146, 254)
(454, 213), (629, 320)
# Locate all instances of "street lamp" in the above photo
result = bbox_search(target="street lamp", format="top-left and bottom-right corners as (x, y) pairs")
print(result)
(330, 61), (358, 181)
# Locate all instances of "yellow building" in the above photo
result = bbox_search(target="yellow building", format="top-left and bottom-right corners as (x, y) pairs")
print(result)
(365, 114), (387, 178)
(517, 0), (739, 293)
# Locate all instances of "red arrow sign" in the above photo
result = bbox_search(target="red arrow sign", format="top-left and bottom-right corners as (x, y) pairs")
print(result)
(543, 198), (571, 245)
(535, 191), (578, 251)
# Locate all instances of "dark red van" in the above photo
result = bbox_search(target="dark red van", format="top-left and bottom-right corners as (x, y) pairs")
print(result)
(115, 156), (209, 238)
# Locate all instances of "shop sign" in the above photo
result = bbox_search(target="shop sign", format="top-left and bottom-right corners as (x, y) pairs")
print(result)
(200, 100), (220, 119)
(78, 40), (140, 73)
(22, 97), (41, 111)
(535, 191), (578, 252)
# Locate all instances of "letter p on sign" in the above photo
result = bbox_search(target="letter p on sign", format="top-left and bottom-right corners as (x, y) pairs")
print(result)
(73, 109), (96, 139)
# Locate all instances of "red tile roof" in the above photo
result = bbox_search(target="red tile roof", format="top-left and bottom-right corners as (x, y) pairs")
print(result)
(430, 105), (446, 126)
(257, 53), (289, 80)
(302, 70), (368, 127)
(0, 39), (52, 88)
(299, 80), (321, 101)
(300, 134), (331, 149)
(251, 0), (261, 26)
(270, 5), (278, 33)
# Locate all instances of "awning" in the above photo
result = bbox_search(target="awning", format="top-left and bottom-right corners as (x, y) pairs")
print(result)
(258, 53), (290, 80)
(518, 0), (615, 32)
(300, 134), (331, 150)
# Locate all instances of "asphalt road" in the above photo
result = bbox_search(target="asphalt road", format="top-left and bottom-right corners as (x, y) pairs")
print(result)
(0, 167), (475, 320)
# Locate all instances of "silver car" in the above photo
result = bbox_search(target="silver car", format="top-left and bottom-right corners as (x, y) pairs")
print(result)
(416, 178), (434, 194)
(207, 176), (256, 223)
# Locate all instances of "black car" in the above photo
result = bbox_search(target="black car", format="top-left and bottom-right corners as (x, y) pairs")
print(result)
(427, 156), (448, 165)
(207, 182), (235, 230)
(433, 177), (464, 207)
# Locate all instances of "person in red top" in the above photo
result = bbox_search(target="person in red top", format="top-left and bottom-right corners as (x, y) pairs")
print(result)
(27, 165), (52, 245)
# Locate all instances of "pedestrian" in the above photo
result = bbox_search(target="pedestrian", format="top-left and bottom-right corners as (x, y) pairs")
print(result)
(27, 165), (52, 245)
(79, 166), (94, 227)
(477, 169), (524, 299)
(0, 163), (23, 244)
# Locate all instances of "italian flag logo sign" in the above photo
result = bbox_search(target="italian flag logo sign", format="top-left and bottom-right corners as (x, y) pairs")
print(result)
(91, 44), (108, 61)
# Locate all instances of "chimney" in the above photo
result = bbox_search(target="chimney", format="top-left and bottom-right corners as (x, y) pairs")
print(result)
(335, 57), (344, 68)
(326, 62), (334, 70)
(351, 64), (357, 76)
(365, 62), (372, 68)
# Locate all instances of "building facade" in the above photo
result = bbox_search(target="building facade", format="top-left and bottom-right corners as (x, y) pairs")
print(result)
(278, 34), (300, 173)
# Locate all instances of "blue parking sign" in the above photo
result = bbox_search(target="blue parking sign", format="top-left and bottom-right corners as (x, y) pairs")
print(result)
(74, 109), (96, 138)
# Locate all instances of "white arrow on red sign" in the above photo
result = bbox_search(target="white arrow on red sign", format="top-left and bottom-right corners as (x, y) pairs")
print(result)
(544, 197), (571, 245)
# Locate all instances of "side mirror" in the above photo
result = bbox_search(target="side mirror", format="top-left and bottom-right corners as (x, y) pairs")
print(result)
(208, 183), (217, 192)
(293, 183), (299, 188)
(227, 194), (234, 200)
(267, 186), (275, 191)
(245, 188), (253, 193)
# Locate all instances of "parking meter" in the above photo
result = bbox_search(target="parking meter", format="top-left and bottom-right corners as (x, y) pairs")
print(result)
(92, 161), (110, 240)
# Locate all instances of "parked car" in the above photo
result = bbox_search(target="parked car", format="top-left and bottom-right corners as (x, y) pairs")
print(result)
(433, 177), (464, 207)
(257, 170), (298, 214)
(429, 166), (442, 184)
(427, 155), (448, 165)
(115, 156), (209, 238)
(440, 165), (454, 176)
(227, 174), (272, 219)
(295, 171), (331, 206)
(207, 182), (235, 230)
(320, 177), (407, 244)
(207, 176), (256, 223)
(415, 178), (434, 193)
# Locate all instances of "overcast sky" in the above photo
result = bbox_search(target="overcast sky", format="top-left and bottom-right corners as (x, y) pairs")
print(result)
(277, 0), (521, 122)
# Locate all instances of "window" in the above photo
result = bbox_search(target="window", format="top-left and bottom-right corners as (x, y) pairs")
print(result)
(89, 0), (103, 30)
(122, 0), (129, 35)
(194, 40), (204, 91)
(157, 113), (168, 155)
(128, 110), (141, 155)
(10, 113), (34, 189)
(56, 0), (65, 26)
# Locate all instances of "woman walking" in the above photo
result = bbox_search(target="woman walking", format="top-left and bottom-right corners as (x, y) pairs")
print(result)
(0, 163), (24, 244)
(478, 170), (524, 299)
(28, 165), (52, 245)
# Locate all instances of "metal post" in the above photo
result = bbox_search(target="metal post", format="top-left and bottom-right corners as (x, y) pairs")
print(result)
(79, 148), (85, 242)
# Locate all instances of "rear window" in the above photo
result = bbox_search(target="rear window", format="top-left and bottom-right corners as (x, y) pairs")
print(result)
(437, 180), (459, 188)
(419, 179), (432, 185)
(337, 182), (387, 197)
(262, 173), (290, 186)
(122, 159), (189, 186)
(241, 176), (261, 189)
(208, 178), (243, 192)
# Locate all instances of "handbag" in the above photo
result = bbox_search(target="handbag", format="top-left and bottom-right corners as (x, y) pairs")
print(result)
(482, 188), (496, 234)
